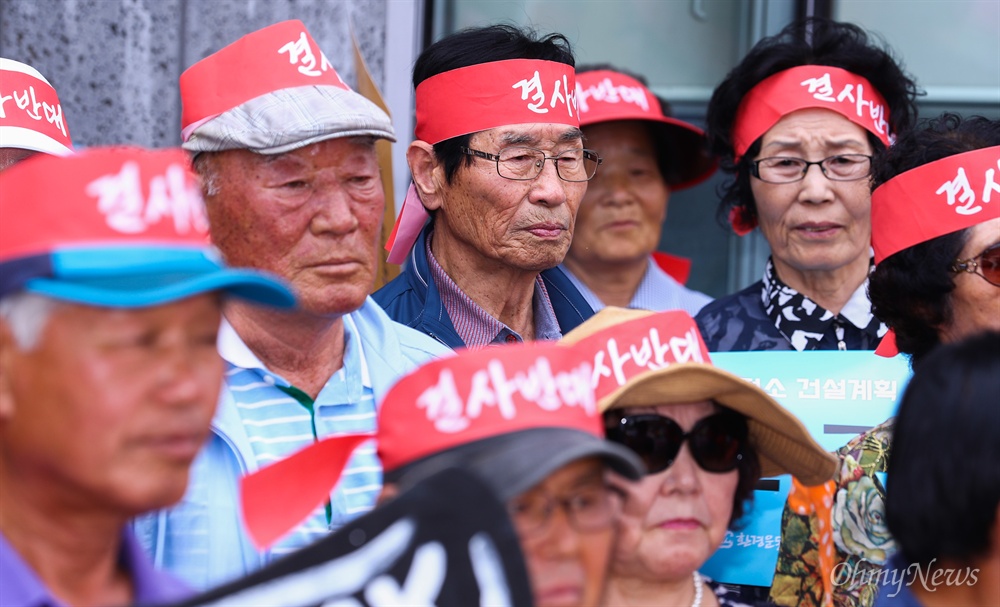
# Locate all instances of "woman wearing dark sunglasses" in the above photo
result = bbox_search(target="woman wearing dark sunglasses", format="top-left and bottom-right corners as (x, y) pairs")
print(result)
(869, 114), (1000, 365)
(598, 356), (837, 607)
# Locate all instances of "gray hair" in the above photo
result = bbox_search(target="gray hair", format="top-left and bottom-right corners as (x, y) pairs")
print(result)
(0, 292), (62, 351)
(191, 152), (222, 198)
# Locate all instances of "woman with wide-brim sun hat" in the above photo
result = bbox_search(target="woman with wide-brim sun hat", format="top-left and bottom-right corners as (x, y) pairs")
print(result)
(560, 307), (837, 607)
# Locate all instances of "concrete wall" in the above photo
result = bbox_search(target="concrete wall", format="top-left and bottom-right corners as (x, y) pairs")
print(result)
(0, 0), (388, 149)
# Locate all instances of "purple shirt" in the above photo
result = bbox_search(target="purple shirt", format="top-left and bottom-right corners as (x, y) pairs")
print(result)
(426, 235), (562, 347)
(0, 529), (189, 607)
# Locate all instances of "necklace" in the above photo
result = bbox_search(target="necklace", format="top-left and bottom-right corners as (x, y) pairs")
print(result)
(691, 570), (704, 607)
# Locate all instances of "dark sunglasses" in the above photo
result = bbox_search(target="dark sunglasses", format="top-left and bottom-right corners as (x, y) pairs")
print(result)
(604, 411), (747, 474)
(952, 242), (1000, 288)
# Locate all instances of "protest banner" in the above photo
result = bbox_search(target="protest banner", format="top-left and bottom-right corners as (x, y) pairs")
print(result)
(700, 350), (911, 586)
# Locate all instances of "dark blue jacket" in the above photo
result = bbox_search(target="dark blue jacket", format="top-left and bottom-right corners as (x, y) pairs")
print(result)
(373, 224), (594, 349)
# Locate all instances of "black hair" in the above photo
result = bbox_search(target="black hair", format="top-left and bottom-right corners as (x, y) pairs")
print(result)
(705, 17), (920, 230)
(413, 24), (575, 183)
(886, 331), (1000, 567)
(576, 63), (712, 187)
(868, 114), (1000, 366)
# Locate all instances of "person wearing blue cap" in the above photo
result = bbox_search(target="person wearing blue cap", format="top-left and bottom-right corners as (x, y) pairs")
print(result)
(0, 147), (295, 607)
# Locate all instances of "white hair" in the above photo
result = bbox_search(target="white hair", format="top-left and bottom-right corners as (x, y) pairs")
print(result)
(192, 152), (222, 198)
(0, 292), (62, 351)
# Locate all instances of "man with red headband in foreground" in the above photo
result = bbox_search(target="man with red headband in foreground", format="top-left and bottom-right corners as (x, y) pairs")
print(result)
(374, 24), (595, 349)
(236, 323), (650, 607)
(0, 148), (294, 606)
(133, 20), (448, 590)
(0, 57), (73, 170)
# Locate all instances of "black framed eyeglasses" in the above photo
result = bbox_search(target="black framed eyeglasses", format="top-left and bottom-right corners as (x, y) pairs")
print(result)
(460, 146), (602, 182)
(750, 154), (873, 184)
(507, 482), (621, 538)
(604, 411), (747, 474)
(951, 242), (1000, 287)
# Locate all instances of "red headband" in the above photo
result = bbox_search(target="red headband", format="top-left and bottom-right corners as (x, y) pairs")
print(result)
(386, 59), (579, 262)
(414, 59), (579, 145)
(567, 310), (711, 401)
(872, 146), (1000, 358)
(872, 146), (1000, 264)
(576, 70), (667, 126)
(0, 59), (73, 155)
(378, 342), (598, 472)
(0, 147), (207, 261)
(732, 65), (892, 160)
(180, 20), (349, 140)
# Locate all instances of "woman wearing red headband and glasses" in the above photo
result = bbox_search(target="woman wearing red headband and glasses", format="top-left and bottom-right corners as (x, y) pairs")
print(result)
(691, 17), (920, 607)
(869, 114), (1000, 365)
(771, 118), (1000, 607)
(696, 18), (919, 354)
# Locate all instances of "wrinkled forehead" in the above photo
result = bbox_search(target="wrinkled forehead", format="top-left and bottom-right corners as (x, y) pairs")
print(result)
(759, 107), (872, 150)
(471, 124), (584, 150)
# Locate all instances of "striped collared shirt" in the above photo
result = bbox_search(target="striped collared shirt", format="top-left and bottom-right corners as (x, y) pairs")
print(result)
(426, 233), (562, 348)
(218, 317), (379, 558)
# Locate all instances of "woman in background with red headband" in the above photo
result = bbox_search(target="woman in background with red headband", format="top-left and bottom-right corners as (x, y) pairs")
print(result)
(559, 65), (717, 316)
(868, 114), (1000, 366)
(692, 17), (919, 607)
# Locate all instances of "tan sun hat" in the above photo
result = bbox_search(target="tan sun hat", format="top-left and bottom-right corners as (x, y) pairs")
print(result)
(560, 307), (838, 486)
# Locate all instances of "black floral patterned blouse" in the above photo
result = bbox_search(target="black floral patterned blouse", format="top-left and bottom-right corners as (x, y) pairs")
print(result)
(695, 259), (886, 352)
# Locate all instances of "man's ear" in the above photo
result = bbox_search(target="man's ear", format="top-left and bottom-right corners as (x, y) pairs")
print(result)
(407, 141), (445, 212)
(0, 321), (20, 422)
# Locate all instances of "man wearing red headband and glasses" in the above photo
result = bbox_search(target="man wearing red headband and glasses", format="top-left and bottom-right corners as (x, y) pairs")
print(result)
(0, 58), (73, 170)
(132, 21), (449, 590)
(374, 25), (596, 349)
(688, 17), (921, 607)
(0, 147), (294, 607)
